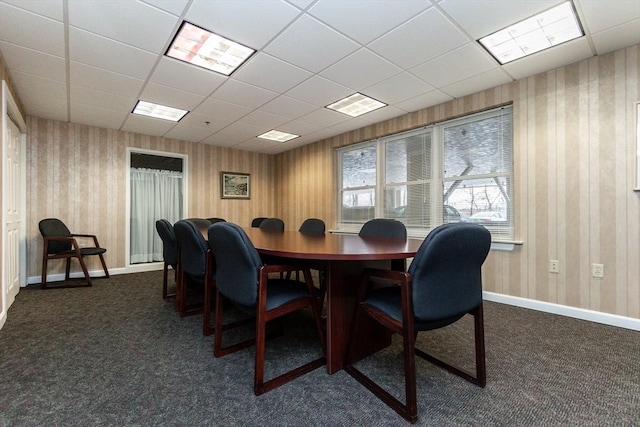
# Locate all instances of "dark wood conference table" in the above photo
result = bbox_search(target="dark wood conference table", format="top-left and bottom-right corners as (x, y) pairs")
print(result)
(240, 227), (423, 374)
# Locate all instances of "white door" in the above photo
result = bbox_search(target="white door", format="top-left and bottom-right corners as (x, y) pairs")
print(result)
(3, 118), (21, 309)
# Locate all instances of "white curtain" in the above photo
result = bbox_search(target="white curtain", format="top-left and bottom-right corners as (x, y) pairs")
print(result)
(130, 168), (183, 264)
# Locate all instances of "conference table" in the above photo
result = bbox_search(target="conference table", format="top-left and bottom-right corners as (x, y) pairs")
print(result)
(235, 227), (424, 374)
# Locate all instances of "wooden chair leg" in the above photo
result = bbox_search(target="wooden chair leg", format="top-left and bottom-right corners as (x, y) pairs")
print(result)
(98, 253), (110, 278)
(41, 253), (49, 289)
(77, 255), (93, 286)
(162, 263), (169, 299)
(65, 258), (71, 281)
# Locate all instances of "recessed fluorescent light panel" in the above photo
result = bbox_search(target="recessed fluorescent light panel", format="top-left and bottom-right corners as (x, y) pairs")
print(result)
(326, 93), (387, 117)
(166, 21), (255, 76)
(478, 1), (583, 65)
(132, 100), (188, 122)
(257, 130), (300, 143)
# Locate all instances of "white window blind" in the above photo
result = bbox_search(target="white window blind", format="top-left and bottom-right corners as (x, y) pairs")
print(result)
(337, 105), (514, 240)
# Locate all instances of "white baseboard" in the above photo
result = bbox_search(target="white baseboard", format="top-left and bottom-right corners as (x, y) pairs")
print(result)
(484, 291), (640, 331)
(25, 263), (162, 286)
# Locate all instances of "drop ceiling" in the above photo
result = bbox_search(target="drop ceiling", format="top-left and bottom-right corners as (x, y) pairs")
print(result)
(0, 0), (638, 154)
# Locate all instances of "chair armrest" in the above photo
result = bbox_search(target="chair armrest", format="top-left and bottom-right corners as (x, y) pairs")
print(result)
(261, 264), (308, 275)
(362, 267), (410, 283)
(70, 233), (101, 248)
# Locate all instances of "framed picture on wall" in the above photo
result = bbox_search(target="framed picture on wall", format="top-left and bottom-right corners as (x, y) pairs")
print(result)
(221, 172), (251, 199)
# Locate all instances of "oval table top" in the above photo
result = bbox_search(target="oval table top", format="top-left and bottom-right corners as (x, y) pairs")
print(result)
(241, 228), (423, 261)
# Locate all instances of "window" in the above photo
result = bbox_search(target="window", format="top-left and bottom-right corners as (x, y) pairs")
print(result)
(337, 106), (514, 240)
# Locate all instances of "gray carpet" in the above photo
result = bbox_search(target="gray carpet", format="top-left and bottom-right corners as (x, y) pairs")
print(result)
(1, 271), (638, 426)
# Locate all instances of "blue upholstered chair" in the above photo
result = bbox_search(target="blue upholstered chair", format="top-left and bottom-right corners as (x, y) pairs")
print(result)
(173, 219), (215, 335)
(299, 218), (325, 234)
(155, 219), (177, 299)
(207, 222), (326, 395)
(345, 223), (491, 423)
(358, 218), (407, 239)
(258, 217), (285, 231)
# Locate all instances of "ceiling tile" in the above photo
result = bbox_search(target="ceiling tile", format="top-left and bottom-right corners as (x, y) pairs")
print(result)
(438, 0), (558, 39)
(441, 68), (513, 98)
(259, 95), (320, 120)
(363, 72), (434, 104)
(69, 27), (158, 79)
(285, 75), (352, 107)
(0, 2), (65, 56)
(140, 0), (189, 16)
(68, 0), (179, 54)
(121, 114), (178, 136)
(502, 38), (593, 80)
(70, 103), (128, 130)
(233, 138), (283, 153)
(139, 82), (205, 111)
(0, 41), (66, 81)
(11, 71), (66, 100)
(71, 85), (136, 112)
(239, 110), (290, 129)
(296, 107), (352, 128)
(70, 61), (145, 98)
(368, 7), (469, 69)
(395, 90), (453, 113)
(590, 19), (640, 55)
(410, 43), (496, 87)
(356, 105), (408, 125)
(264, 15), (360, 73)
(163, 123), (215, 142)
(308, 0), (431, 44)
(320, 48), (403, 91)
(17, 93), (68, 122)
(150, 58), (226, 96)
(1, 0), (63, 21)
(275, 119), (322, 136)
(191, 98), (252, 127)
(209, 80), (278, 109)
(233, 53), (312, 93)
(579, 0), (640, 34)
(185, 0), (301, 49)
(201, 130), (249, 147)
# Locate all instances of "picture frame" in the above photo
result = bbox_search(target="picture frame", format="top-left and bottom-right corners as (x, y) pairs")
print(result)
(221, 172), (251, 199)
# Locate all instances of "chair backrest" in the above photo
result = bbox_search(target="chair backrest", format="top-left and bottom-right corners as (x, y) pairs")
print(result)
(208, 222), (262, 307)
(207, 217), (226, 224)
(359, 218), (407, 239)
(174, 219), (209, 278)
(251, 217), (268, 228)
(39, 218), (73, 254)
(184, 218), (212, 230)
(408, 223), (491, 322)
(155, 219), (177, 267)
(259, 218), (285, 231)
(299, 218), (325, 234)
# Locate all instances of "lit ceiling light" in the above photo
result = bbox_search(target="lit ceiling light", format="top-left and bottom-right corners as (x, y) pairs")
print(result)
(478, 1), (583, 65)
(257, 130), (300, 143)
(132, 100), (188, 122)
(166, 21), (255, 76)
(326, 93), (387, 117)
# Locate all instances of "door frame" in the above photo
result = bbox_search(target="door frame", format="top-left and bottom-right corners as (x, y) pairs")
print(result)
(1, 80), (27, 330)
(124, 147), (188, 273)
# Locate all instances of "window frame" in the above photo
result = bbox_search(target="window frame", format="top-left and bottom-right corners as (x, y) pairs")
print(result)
(336, 106), (514, 241)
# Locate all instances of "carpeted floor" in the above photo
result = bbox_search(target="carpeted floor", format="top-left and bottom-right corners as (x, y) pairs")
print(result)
(1, 271), (638, 426)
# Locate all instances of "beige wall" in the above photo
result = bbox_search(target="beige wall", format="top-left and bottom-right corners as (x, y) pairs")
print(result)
(25, 119), (275, 276)
(11, 43), (640, 321)
(274, 45), (640, 320)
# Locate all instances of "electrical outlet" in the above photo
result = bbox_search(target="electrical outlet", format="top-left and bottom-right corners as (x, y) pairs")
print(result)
(592, 263), (604, 278)
(549, 260), (559, 273)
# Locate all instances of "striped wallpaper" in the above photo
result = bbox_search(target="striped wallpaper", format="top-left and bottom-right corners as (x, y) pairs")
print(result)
(8, 45), (640, 321)
(274, 46), (640, 320)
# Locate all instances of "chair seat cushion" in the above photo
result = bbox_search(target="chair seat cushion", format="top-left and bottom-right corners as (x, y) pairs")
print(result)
(80, 247), (107, 256)
(364, 286), (466, 331)
(265, 279), (310, 311)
